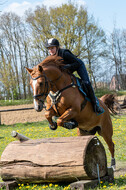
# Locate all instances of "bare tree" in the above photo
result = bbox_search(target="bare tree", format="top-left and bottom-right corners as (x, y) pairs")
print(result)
(0, 12), (32, 99)
(109, 28), (126, 90)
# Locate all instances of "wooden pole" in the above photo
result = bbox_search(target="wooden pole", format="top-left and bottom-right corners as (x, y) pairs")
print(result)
(0, 107), (34, 112)
(11, 131), (30, 142)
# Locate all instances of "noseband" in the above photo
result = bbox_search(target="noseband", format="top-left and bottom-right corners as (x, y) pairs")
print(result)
(32, 74), (49, 101)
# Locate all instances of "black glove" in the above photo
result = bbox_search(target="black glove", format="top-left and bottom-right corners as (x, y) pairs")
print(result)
(63, 64), (72, 70)
(63, 62), (79, 72)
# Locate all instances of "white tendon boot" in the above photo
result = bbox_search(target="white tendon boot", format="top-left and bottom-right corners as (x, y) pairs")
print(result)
(111, 157), (116, 171)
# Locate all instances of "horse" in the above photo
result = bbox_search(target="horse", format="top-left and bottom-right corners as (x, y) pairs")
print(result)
(100, 94), (120, 115)
(26, 55), (115, 168)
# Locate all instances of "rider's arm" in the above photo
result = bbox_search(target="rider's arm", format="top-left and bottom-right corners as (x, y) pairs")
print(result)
(62, 50), (81, 72)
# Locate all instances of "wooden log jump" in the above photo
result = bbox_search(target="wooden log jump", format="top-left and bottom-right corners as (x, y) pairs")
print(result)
(0, 136), (107, 184)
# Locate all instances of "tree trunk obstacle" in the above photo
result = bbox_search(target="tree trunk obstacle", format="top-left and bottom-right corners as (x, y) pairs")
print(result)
(0, 135), (108, 184)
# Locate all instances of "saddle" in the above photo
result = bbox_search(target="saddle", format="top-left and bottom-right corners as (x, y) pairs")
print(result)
(76, 77), (90, 101)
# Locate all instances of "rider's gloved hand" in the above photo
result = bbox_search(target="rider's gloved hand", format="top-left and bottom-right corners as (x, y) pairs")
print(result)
(63, 64), (72, 70)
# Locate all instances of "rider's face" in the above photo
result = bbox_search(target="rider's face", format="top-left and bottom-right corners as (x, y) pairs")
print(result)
(48, 46), (57, 56)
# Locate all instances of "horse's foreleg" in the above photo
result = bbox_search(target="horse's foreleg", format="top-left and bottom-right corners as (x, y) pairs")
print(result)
(45, 109), (57, 130)
(57, 108), (78, 129)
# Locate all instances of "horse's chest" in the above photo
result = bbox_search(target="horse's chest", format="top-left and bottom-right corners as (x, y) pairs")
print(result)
(52, 102), (67, 115)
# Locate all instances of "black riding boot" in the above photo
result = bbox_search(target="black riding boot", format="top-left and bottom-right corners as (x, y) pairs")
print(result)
(84, 82), (104, 114)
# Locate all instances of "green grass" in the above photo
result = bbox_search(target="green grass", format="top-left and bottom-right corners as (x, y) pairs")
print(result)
(0, 115), (126, 190)
(95, 89), (126, 98)
(0, 99), (33, 106)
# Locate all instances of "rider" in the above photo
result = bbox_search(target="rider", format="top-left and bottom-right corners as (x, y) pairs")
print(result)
(45, 38), (103, 114)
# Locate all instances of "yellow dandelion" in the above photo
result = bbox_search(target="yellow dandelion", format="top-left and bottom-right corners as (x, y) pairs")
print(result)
(103, 185), (106, 188)
(42, 186), (46, 189)
(49, 183), (53, 187)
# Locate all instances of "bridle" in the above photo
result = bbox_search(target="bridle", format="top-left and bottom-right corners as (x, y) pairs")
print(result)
(31, 72), (78, 114)
(32, 74), (49, 104)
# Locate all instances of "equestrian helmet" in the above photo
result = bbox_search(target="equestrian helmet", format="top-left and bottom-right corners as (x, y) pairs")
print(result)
(45, 38), (59, 48)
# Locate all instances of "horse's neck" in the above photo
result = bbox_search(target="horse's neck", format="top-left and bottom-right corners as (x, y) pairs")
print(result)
(44, 66), (71, 92)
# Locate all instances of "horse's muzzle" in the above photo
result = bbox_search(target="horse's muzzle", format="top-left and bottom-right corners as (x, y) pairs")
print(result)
(34, 99), (44, 112)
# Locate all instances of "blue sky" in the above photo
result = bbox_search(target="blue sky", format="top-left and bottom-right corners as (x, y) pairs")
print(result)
(1, 0), (126, 34)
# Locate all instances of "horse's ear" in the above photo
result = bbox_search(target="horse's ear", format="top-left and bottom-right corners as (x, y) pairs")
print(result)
(25, 67), (33, 74)
(37, 65), (43, 72)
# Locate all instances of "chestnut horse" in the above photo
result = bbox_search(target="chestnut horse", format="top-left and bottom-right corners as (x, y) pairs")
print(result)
(26, 55), (115, 168)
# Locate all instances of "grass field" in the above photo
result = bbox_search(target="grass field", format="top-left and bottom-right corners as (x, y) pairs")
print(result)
(0, 115), (126, 190)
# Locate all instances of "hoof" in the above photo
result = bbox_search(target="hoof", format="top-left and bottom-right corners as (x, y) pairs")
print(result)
(49, 122), (57, 130)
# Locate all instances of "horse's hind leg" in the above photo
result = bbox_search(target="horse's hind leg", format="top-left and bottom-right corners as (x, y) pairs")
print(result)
(99, 128), (115, 169)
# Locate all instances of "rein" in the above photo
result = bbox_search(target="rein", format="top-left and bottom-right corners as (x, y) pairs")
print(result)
(49, 75), (77, 102)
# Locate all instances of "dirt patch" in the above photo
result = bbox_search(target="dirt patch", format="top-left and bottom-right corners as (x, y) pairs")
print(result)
(0, 104), (46, 125)
(114, 161), (126, 177)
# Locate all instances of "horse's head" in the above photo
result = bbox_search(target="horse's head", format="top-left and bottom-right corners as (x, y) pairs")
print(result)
(26, 55), (69, 112)
(26, 65), (49, 112)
